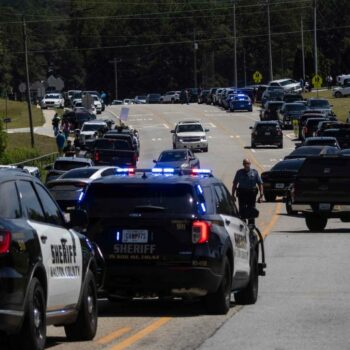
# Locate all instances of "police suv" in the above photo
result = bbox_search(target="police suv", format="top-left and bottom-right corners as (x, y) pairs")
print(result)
(78, 168), (266, 314)
(0, 169), (100, 350)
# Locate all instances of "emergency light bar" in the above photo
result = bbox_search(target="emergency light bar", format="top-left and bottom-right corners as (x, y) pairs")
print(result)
(152, 168), (175, 174)
(192, 169), (212, 175)
(116, 168), (135, 174)
(115, 168), (213, 177)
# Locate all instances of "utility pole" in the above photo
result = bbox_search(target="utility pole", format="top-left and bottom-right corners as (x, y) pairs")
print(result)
(313, 0), (318, 75)
(301, 16), (305, 80)
(243, 49), (247, 87)
(22, 16), (34, 148)
(266, 0), (273, 81)
(109, 57), (121, 100)
(193, 30), (198, 89)
(233, 0), (237, 87)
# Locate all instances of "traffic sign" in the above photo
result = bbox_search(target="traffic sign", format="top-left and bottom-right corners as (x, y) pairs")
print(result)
(253, 71), (263, 84)
(312, 74), (323, 88)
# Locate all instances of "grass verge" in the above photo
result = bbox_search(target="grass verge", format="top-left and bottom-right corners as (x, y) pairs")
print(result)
(0, 99), (45, 128)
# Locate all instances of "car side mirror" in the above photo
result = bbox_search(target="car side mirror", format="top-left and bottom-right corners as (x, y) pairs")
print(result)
(189, 157), (196, 161)
(70, 209), (88, 229)
(249, 126), (253, 129)
(153, 159), (157, 163)
(205, 128), (210, 132)
(170, 130), (175, 133)
(45, 164), (52, 171)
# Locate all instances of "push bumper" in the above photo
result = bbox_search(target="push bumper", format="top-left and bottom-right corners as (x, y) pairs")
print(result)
(292, 203), (350, 216)
(176, 141), (208, 151)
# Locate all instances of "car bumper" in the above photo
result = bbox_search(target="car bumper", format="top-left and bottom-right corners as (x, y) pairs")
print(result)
(176, 141), (207, 150)
(103, 265), (222, 297)
(292, 203), (350, 215)
(252, 137), (282, 145)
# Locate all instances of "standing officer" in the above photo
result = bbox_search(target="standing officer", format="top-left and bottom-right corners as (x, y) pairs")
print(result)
(232, 159), (263, 220)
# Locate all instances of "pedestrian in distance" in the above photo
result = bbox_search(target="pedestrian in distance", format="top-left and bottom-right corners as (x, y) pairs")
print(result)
(62, 119), (70, 140)
(56, 131), (66, 156)
(232, 159), (263, 222)
(52, 113), (60, 136)
(63, 140), (75, 157)
(326, 75), (333, 90)
(185, 89), (190, 105)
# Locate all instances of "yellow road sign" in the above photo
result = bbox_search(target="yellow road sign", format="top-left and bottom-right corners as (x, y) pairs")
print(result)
(253, 71), (263, 84)
(312, 74), (323, 88)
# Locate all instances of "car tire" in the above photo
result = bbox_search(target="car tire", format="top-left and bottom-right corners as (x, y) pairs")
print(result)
(171, 99), (175, 104)
(264, 192), (276, 202)
(235, 250), (258, 305)
(278, 142), (283, 149)
(251, 142), (256, 149)
(335, 91), (342, 98)
(173, 143), (176, 149)
(16, 277), (46, 350)
(203, 146), (208, 152)
(286, 196), (297, 215)
(305, 214), (327, 232)
(204, 257), (231, 315)
(64, 271), (98, 341)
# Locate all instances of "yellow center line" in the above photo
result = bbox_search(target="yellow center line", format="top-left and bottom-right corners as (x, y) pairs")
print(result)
(262, 202), (282, 238)
(96, 327), (132, 345)
(107, 317), (172, 350)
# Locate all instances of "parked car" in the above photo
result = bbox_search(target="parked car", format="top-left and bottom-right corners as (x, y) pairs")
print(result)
(250, 121), (283, 149)
(134, 95), (147, 104)
(300, 137), (340, 149)
(269, 79), (302, 93)
(45, 157), (94, 183)
(40, 93), (65, 109)
(62, 109), (95, 130)
(283, 93), (304, 103)
(111, 99), (123, 105)
(333, 79), (350, 98)
(47, 166), (119, 211)
(302, 118), (328, 139)
(306, 98), (333, 116)
(185, 88), (199, 102)
(146, 93), (161, 104)
(79, 120), (108, 148)
(261, 158), (305, 202)
(229, 94), (253, 112)
(284, 146), (339, 160)
(261, 86), (285, 105)
(314, 120), (342, 136)
(278, 102), (307, 129)
(160, 91), (180, 103)
(198, 89), (210, 104)
(321, 127), (350, 149)
(153, 149), (200, 169)
(206, 88), (219, 104)
(260, 101), (284, 121)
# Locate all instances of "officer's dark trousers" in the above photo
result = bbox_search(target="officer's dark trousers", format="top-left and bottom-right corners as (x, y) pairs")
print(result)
(237, 188), (257, 219)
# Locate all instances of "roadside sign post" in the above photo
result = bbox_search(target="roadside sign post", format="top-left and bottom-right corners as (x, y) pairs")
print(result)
(253, 71), (263, 84)
(312, 74), (323, 97)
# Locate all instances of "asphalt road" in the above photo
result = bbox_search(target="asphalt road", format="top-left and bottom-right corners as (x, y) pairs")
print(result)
(8, 103), (350, 350)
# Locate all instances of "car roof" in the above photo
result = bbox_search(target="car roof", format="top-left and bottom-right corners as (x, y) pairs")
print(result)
(305, 136), (337, 140)
(0, 168), (37, 182)
(54, 157), (92, 163)
(160, 149), (189, 154)
(255, 121), (279, 125)
(270, 79), (294, 83)
(177, 120), (201, 125)
(83, 120), (107, 125)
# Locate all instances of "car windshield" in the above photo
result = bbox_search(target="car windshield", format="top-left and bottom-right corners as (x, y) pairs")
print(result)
(45, 94), (60, 99)
(159, 151), (187, 162)
(234, 96), (249, 101)
(82, 124), (104, 131)
(305, 139), (336, 146)
(290, 147), (323, 156)
(280, 80), (294, 86)
(309, 100), (330, 108)
(268, 86), (284, 91)
(61, 168), (98, 179)
(272, 160), (304, 171)
(177, 124), (204, 133)
(284, 104), (306, 111)
(84, 183), (195, 216)
(95, 139), (130, 150)
(256, 124), (278, 131)
(54, 161), (90, 171)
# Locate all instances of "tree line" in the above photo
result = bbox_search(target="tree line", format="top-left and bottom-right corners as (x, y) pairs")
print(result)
(0, 0), (349, 99)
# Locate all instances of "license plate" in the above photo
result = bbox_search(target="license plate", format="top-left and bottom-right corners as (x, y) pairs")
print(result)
(122, 230), (148, 243)
(265, 132), (271, 136)
(319, 203), (331, 211)
(275, 183), (284, 189)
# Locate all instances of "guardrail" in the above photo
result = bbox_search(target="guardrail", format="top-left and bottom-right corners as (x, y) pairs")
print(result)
(13, 152), (58, 168)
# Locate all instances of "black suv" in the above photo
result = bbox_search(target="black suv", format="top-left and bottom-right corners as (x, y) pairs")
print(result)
(0, 169), (99, 350)
(250, 121), (283, 148)
(78, 168), (266, 315)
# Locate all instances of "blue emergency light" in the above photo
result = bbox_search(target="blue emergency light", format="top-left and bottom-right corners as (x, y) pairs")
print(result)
(192, 169), (212, 175)
(116, 168), (135, 174)
(152, 168), (175, 174)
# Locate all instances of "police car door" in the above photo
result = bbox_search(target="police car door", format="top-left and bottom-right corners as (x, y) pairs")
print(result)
(213, 184), (250, 275)
(34, 183), (82, 310)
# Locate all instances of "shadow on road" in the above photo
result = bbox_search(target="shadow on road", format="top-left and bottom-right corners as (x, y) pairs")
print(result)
(278, 228), (350, 234)
(97, 298), (238, 318)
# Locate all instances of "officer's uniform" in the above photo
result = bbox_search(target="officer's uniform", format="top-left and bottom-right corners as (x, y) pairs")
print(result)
(233, 168), (262, 219)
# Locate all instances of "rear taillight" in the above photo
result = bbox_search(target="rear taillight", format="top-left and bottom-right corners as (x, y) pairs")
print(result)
(95, 151), (100, 162)
(0, 231), (11, 254)
(192, 221), (211, 244)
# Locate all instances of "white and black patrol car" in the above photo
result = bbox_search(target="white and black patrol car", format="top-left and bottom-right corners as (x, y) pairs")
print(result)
(0, 168), (101, 350)
(78, 168), (266, 315)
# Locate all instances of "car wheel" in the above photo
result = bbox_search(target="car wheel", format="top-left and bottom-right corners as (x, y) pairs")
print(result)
(335, 91), (342, 98)
(204, 257), (231, 314)
(235, 250), (258, 305)
(171, 99), (175, 104)
(248, 108), (253, 112)
(278, 142), (283, 149)
(64, 271), (98, 341)
(305, 214), (327, 232)
(16, 277), (46, 350)
(173, 143), (176, 149)
(264, 192), (276, 202)
(285, 197), (297, 215)
(251, 142), (256, 149)
(203, 146), (208, 152)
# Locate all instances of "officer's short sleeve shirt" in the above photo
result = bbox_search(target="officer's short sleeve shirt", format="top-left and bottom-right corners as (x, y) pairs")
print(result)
(233, 168), (262, 189)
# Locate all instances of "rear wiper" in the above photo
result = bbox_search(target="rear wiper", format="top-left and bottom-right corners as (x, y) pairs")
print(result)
(132, 205), (166, 212)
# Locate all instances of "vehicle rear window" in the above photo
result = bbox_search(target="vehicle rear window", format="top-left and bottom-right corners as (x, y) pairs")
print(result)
(305, 139), (336, 146)
(61, 168), (98, 179)
(54, 161), (90, 171)
(256, 124), (278, 131)
(284, 104), (305, 111)
(309, 100), (330, 108)
(177, 124), (204, 133)
(307, 119), (325, 128)
(299, 158), (350, 177)
(290, 147), (323, 157)
(159, 151), (187, 162)
(0, 182), (21, 219)
(272, 160), (304, 171)
(267, 103), (284, 110)
(95, 139), (130, 150)
(83, 183), (195, 216)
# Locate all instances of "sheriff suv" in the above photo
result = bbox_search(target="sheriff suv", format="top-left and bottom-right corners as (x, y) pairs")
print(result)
(171, 120), (209, 152)
(78, 168), (266, 315)
(0, 168), (99, 350)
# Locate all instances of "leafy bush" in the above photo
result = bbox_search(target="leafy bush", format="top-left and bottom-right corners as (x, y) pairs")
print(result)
(0, 147), (40, 165)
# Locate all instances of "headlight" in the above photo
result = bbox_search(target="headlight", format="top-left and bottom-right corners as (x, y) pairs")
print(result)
(201, 137), (207, 141)
(178, 138), (183, 142)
